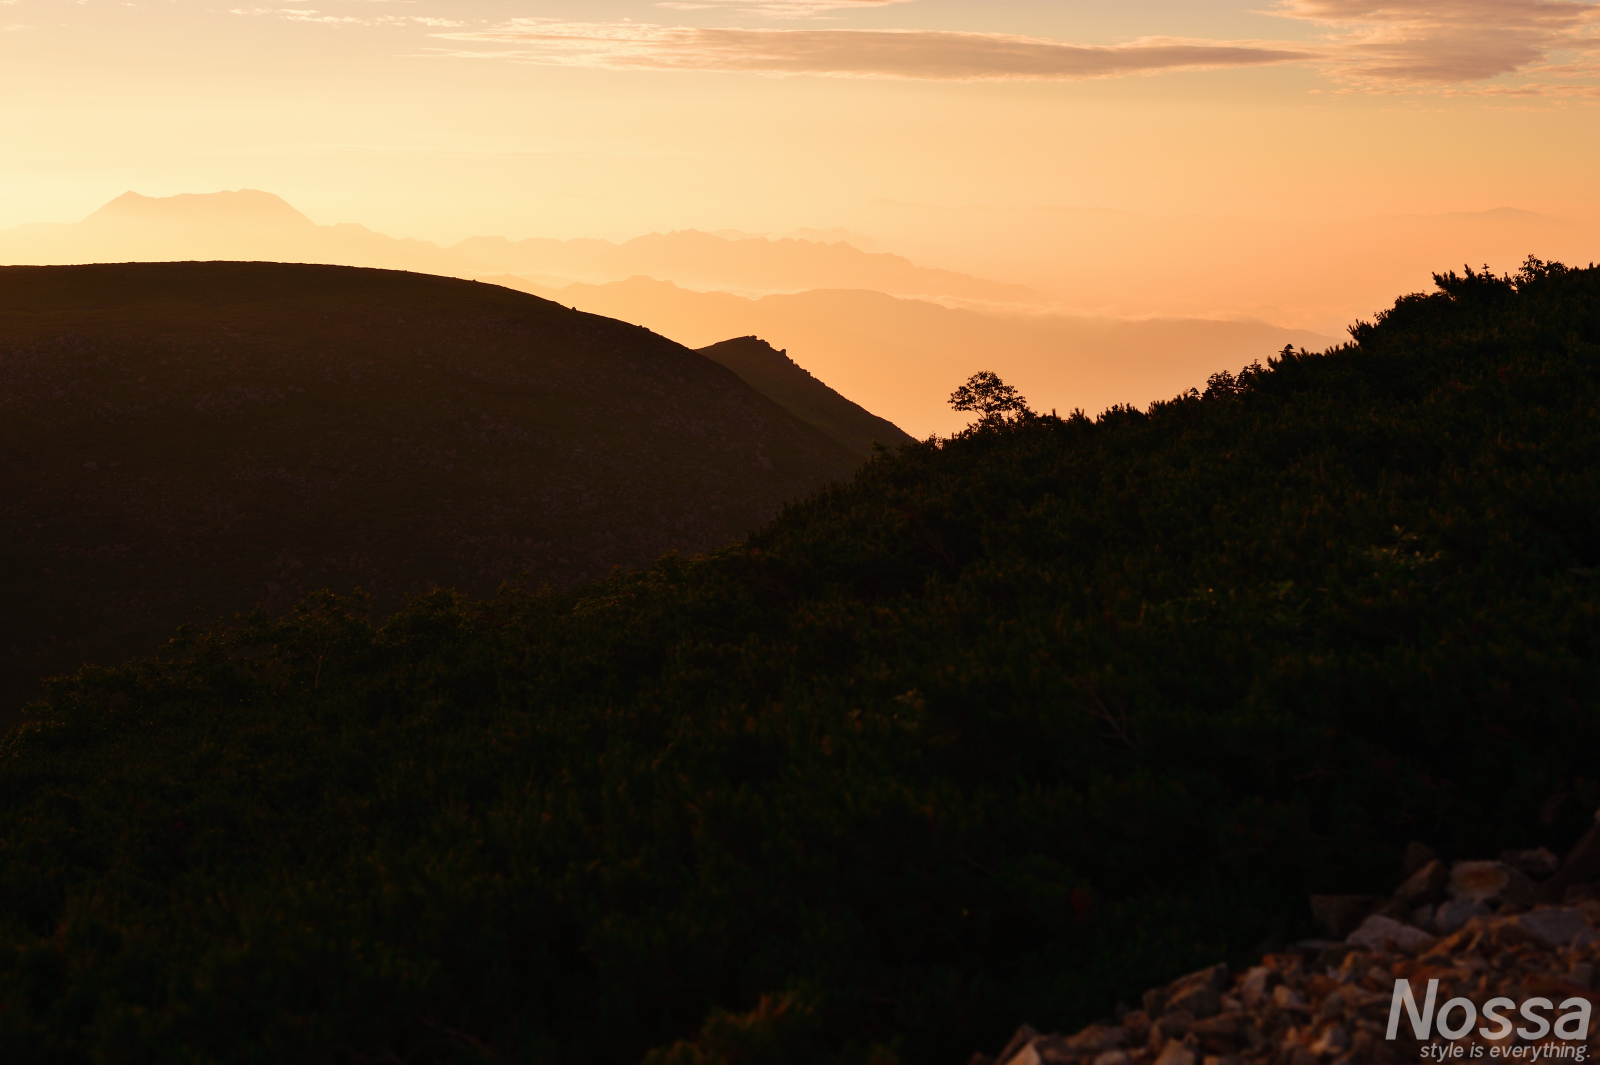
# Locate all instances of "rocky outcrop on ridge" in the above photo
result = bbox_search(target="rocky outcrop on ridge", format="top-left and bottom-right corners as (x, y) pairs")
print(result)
(975, 821), (1600, 1065)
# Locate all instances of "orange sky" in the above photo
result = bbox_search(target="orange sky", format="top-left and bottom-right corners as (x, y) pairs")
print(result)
(4, 1), (1599, 392)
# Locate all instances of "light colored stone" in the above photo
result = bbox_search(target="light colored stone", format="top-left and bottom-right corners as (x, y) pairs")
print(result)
(1448, 861), (1537, 908)
(1501, 847), (1561, 879)
(996, 1025), (1041, 1065)
(1273, 985), (1310, 1011)
(1516, 906), (1600, 949)
(1346, 914), (1433, 952)
(1238, 966), (1279, 1007)
(1065, 1025), (1129, 1053)
(1395, 860), (1448, 905)
(1155, 1041), (1197, 1065)
(1165, 964), (1228, 1019)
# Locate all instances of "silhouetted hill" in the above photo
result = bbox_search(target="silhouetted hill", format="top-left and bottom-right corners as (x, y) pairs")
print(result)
(697, 335), (916, 456)
(4, 260), (1599, 1064)
(0, 262), (859, 714)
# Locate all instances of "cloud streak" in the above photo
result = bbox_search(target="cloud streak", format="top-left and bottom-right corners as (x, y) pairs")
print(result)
(434, 22), (1316, 81)
(1270, 0), (1600, 86)
(655, 0), (917, 18)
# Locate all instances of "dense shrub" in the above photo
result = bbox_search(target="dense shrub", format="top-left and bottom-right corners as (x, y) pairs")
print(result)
(2, 260), (1599, 1064)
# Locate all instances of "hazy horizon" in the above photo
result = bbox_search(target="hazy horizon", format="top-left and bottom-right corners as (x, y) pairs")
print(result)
(1, 186), (1346, 435)
(5, 0), (1598, 430)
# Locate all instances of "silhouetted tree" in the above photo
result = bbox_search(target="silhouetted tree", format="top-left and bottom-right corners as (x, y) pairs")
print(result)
(949, 371), (1033, 427)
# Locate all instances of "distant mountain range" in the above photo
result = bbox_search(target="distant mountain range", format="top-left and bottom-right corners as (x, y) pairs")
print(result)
(0, 262), (875, 714)
(496, 275), (1337, 436)
(0, 189), (1344, 434)
(0, 190), (1035, 304)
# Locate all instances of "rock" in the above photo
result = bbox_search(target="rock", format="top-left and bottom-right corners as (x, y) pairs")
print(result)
(1345, 914), (1434, 952)
(1311, 1023), (1350, 1055)
(1403, 841), (1439, 876)
(1515, 906), (1600, 949)
(1448, 860), (1537, 908)
(1154, 1041), (1196, 1065)
(1502, 847), (1561, 879)
(1064, 1025), (1130, 1054)
(1033, 1039), (1078, 1065)
(1408, 903), (1437, 933)
(1008, 1044), (1044, 1065)
(1237, 966), (1279, 1007)
(1317, 991), (1346, 1021)
(1310, 895), (1376, 939)
(1271, 984), (1309, 1012)
(1190, 1014), (1246, 1058)
(1394, 859), (1449, 905)
(996, 1025), (1040, 1065)
(1434, 896), (1491, 934)
(1145, 964), (1228, 1020)
(974, 863), (1600, 1065)
(1155, 1011), (1194, 1040)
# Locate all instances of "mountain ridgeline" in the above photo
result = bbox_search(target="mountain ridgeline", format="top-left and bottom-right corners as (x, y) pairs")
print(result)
(0, 262), (893, 714)
(697, 336), (917, 455)
(3, 260), (1600, 1063)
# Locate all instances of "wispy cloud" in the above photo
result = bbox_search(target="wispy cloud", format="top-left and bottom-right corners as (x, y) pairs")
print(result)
(230, 5), (465, 28)
(655, 0), (916, 18)
(1269, 0), (1600, 86)
(433, 22), (1315, 81)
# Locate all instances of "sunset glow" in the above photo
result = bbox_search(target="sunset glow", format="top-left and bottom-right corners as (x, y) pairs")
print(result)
(4, 0), (1599, 426)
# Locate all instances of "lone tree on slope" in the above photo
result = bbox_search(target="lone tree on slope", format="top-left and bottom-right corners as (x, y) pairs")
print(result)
(949, 371), (1034, 427)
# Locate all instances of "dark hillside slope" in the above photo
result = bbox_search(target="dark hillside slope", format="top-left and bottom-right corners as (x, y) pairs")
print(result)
(3, 261), (1600, 1063)
(697, 335), (916, 457)
(0, 262), (859, 714)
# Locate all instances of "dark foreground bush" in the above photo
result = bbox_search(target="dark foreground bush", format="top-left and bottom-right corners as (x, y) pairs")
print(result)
(2, 260), (1599, 1064)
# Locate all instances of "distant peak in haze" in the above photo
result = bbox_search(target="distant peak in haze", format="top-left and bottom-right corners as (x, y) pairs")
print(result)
(86, 190), (316, 228)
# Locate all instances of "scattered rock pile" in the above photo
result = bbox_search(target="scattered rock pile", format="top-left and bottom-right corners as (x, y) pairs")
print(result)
(973, 823), (1600, 1065)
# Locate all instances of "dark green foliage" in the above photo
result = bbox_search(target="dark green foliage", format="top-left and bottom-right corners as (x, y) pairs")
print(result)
(3, 260), (1600, 1064)
(948, 370), (1033, 426)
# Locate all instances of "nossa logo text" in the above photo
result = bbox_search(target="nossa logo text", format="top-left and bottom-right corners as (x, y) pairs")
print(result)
(1389, 979), (1593, 1060)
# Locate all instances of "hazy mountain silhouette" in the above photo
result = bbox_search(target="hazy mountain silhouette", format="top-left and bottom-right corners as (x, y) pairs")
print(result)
(697, 336), (915, 456)
(0, 262), (861, 714)
(87, 189), (318, 228)
(0, 190), (1034, 303)
(492, 274), (1338, 436)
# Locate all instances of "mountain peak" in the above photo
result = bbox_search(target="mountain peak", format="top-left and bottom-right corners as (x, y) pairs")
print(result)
(86, 190), (316, 229)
